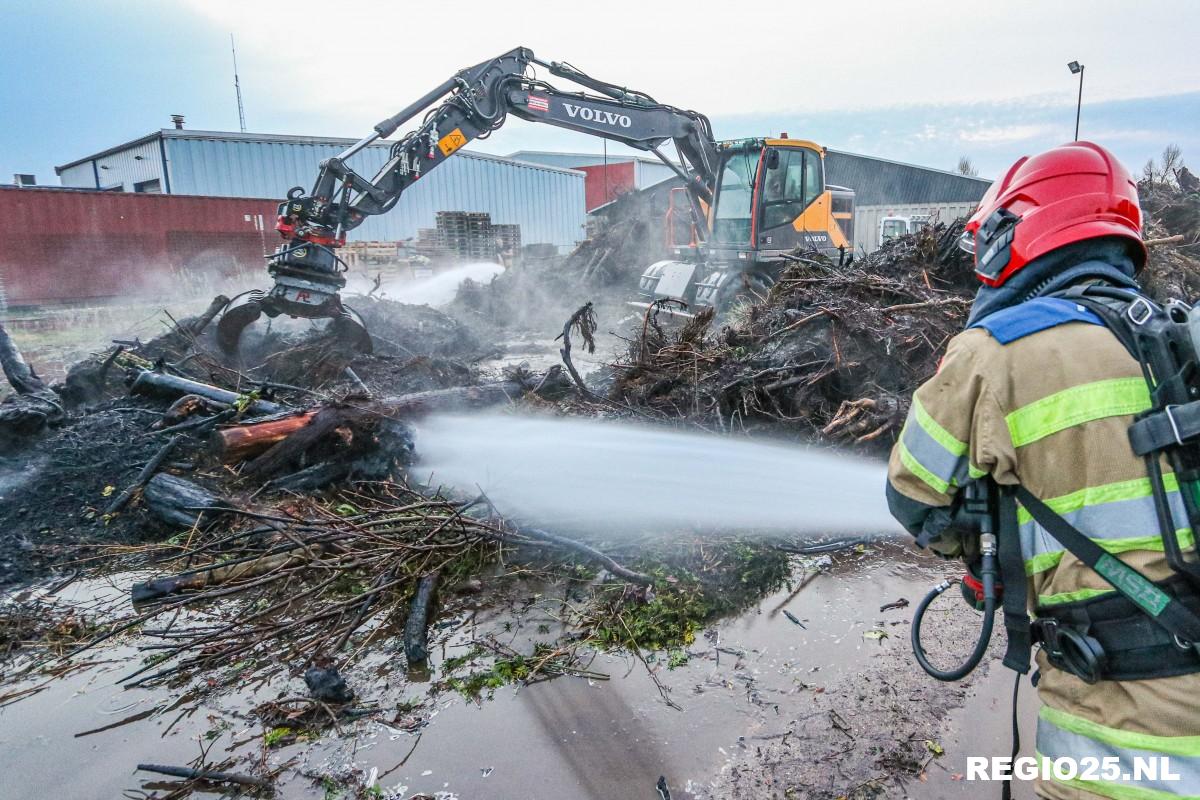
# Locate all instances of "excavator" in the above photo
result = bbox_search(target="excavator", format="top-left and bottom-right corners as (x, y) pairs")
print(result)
(217, 46), (854, 352)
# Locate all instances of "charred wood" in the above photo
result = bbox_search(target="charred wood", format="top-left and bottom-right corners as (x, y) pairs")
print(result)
(129, 369), (285, 415)
(403, 571), (440, 666)
(142, 473), (225, 529)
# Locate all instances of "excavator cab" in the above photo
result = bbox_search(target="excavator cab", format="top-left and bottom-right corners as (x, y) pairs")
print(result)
(709, 138), (850, 259)
(638, 138), (854, 313)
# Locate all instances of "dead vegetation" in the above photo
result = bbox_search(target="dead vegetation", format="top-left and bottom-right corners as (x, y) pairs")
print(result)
(606, 222), (976, 450)
(603, 176), (1200, 452)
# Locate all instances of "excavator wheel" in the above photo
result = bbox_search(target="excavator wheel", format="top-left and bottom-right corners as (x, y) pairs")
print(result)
(216, 291), (267, 353)
(715, 270), (776, 319)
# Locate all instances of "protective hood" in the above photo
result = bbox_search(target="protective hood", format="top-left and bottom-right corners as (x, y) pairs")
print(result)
(966, 238), (1140, 326)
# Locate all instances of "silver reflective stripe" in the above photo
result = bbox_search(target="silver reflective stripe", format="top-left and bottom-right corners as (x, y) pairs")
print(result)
(1037, 715), (1200, 796)
(1019, 488), (1188, 564)
(899, 418), (968, 487)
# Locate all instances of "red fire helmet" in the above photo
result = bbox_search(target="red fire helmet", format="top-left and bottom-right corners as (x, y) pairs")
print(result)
(962, 141), (1147, 287)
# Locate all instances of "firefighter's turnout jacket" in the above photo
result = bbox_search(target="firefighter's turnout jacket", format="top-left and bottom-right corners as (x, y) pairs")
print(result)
(886, 298), (1200, 799)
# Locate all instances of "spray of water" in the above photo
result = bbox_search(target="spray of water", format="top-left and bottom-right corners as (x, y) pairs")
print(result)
(415, 413), (905, 539)
(348, 262), (504, 307)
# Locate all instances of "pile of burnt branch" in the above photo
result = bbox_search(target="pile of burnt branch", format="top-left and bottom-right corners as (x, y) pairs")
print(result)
(0, 303), (680, 717)
(57, 478), (650, 695)
(608, 222), (976, 451)
(45, 294), (496, 417)
(0, 290), (582, 590)
(607, 212), (1200, 451)
(1139, 173), (1200, 300)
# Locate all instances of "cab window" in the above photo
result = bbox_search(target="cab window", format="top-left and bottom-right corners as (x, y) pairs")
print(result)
(712, 150), (760, 244)
(881, 218), (909, 241)
(761, 148), (823, 231)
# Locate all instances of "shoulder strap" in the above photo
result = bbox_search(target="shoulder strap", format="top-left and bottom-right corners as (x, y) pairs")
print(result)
(1015, 485), (1200, 648)
(1051, 285), (1147, 363)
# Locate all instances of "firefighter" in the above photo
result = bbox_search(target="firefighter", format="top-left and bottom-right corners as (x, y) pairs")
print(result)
(886, 141), (1200, 799)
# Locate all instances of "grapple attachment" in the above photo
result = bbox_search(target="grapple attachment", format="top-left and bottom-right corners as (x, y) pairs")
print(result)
(216, 241), (372, 354)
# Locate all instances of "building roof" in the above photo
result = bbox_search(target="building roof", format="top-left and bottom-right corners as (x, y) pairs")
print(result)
(56, 130), (585, 176)
(823, 149), (992, 206)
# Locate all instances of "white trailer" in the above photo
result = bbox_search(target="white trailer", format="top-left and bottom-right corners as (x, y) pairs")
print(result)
(852, 201), (979, 254)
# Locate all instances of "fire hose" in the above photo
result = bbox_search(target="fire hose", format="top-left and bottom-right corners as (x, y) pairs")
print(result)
(910, 481), (1001, 681)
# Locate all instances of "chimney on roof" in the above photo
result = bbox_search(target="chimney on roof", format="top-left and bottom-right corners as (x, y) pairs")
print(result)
(171, 114), (185, 130)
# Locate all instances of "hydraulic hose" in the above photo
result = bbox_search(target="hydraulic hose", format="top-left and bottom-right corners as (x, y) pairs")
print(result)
(911, 540), (998, 682)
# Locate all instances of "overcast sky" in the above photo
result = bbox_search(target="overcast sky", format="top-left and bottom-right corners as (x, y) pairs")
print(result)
(3, 0), (1198, 182)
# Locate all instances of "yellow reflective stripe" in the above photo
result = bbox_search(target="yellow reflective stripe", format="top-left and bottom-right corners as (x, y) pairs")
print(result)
(1038, 587), (1114, 606)
(1017, 474), (1180, 526)
(1006, 377), (1151, 448)
(1040, 706), (1200, 757)
(1024, 529), (1196, 575)
(969, 464), (988, 479)
(1026, 550), (1064, 575)
(911, 396), (967, 457)
(1034, 754), (1195, 800)
(897, 440), (949, 494)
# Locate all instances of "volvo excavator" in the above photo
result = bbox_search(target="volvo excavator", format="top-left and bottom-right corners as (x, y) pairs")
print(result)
(217, 46), (854, 352)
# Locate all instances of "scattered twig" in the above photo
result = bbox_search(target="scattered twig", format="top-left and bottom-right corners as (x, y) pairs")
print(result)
(135, 763), (271, 789)
(103, 435), (181, 517)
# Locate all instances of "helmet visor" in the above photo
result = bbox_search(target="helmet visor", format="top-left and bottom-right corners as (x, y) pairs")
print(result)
(957, 228), (977, 257)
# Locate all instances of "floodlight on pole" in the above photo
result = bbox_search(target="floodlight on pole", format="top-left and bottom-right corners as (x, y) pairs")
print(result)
(1068, 61), (1084, 141)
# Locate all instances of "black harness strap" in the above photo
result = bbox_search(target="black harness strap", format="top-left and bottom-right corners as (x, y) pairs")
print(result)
(1015, 486), (1200, 648)
(997, 489), (1033, 674)
(1129, 401), (1200, 455)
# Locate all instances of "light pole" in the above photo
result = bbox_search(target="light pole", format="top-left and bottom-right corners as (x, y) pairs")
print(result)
(1068, 61), (1085, 141)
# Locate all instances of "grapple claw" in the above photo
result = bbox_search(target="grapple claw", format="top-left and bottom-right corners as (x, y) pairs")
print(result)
(215, 289), (372, 355)
(216, 291), (267, 353)
(330, 306), (373, 354)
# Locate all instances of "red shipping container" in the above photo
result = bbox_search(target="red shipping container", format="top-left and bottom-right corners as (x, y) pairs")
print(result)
(0, 187), (280, 308)
(575, 162), (636, 212)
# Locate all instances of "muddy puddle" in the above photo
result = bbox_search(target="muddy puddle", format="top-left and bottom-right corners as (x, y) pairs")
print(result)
(0, 543), (1039, 798)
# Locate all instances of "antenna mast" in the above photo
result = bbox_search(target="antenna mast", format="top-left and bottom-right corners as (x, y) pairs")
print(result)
(231, 33), (247, 133)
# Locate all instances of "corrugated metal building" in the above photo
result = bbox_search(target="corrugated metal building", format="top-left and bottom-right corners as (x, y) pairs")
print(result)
(56, 130), (587, 251)
(824, 150), (990, 206)
(824, 149), (992, 253)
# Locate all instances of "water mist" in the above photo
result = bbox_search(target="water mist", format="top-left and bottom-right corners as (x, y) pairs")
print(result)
(414, 413), (905, 539)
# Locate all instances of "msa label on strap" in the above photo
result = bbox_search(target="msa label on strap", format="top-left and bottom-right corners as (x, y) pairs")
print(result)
(1095, 554), (1171, 616)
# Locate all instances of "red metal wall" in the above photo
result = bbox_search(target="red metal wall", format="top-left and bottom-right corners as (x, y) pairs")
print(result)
(576, 163), (636, 212)
(0, 188), (280, 307)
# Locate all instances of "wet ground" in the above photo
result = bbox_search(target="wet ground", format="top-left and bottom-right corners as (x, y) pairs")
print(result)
(0, 542), (1039, 799)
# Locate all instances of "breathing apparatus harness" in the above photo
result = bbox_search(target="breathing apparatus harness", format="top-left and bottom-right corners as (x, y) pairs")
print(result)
(906, 285), (1200, 799)
(907, 284), (1200, 686)
(911, 284), (1200, 684)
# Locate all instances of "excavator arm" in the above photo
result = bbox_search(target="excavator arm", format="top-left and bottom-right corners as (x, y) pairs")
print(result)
(290, 46), (717, 240)
(218, 46), (720, 353)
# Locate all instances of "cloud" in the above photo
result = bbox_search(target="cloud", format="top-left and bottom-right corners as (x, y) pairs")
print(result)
(957, 124), (1060, 144)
